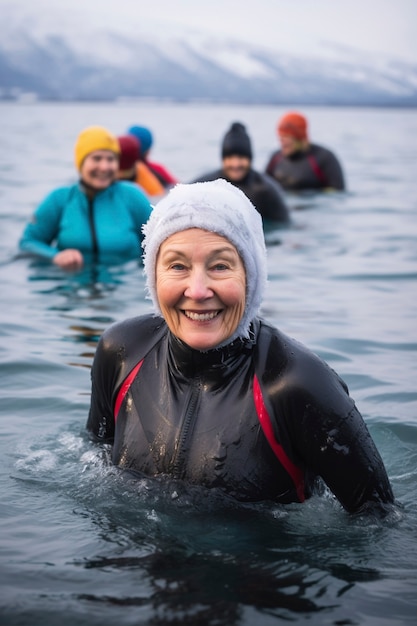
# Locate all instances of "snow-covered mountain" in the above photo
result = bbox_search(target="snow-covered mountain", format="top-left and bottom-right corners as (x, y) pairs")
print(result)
(1, 4), (416, 106)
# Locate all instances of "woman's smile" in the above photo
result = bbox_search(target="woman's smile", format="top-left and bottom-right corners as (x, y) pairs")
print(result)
(182, 309), (221, 322)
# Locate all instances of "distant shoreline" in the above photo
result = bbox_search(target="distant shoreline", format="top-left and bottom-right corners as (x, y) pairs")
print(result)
(1, 96), (416, 109)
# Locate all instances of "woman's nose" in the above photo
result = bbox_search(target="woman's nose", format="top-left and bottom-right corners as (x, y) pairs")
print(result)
(184, 269), (213, 300)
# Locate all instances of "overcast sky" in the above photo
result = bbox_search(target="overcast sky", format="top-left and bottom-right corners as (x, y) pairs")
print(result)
(4, 0), (417, 62)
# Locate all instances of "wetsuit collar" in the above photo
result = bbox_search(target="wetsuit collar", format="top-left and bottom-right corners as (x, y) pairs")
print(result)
(79, 179), (114, 199)
(167, 320), (259, 383)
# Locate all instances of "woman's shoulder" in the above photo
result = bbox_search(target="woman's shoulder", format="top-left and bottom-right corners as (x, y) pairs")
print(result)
(92, 315), (167, 390)
(35, 183), (81, 216)
(309, 143), (338, 160)
(258, 318), (307, 352)
(100, 314), (167, 353)
(42, 182), (80, 201)
(257, 319), (348, 392)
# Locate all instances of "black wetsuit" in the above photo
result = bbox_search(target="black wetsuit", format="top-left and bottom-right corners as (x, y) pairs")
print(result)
(87, 315), (393, 513)
(265, 143), (345, 191)
(192, 169), (290, 224)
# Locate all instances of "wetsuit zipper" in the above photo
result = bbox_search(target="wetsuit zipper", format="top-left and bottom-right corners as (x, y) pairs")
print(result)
(171, 378), (201, 478)
(87, 197), (99, 258)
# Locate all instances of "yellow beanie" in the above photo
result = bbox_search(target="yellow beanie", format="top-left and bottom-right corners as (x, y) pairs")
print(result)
(74, 126), (120, 171)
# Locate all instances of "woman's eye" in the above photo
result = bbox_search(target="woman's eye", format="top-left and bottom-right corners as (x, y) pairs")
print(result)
(170, 263), (186, 271)
(213, 263), (228, 271)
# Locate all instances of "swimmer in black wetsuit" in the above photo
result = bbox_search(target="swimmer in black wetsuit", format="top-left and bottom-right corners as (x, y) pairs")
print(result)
(87, 179), (394, 514)
(192, 122), (290, 225)
(265, 111), (346, 192)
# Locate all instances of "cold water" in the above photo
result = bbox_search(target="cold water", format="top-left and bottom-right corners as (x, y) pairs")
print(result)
(0, 101), (416, 625)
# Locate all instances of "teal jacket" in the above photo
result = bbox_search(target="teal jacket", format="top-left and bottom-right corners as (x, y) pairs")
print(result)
(19, 181), (153, 263)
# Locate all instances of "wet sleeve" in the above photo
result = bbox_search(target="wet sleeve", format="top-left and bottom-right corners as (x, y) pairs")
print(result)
(18, 189), (64, 260)
(288, 366), (394, 513)
(258, 326), (394, 513)
(301, 403), (393, 512)
(86, 332), (120, 443)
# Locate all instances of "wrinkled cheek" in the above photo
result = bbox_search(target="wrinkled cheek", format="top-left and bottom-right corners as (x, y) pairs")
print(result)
(159, 302), (182, 335)
(224, 298), (246, 336)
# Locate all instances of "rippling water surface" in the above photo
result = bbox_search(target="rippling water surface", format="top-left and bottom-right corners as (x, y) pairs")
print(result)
(1, 102), (416, 625)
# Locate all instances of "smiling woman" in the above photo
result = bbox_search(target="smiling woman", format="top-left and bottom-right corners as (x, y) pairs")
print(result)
(18, 125), (153, 270)
(86, 178), (395, 515)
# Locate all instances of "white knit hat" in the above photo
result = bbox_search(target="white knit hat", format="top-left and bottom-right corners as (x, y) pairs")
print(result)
(142, 179), (267, 343)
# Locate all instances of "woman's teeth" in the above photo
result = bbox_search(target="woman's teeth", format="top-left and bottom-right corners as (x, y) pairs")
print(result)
(184, 311), (219, 321)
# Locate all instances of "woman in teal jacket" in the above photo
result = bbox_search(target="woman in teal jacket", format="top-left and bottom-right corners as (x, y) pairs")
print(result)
(19, 126), (153, 271)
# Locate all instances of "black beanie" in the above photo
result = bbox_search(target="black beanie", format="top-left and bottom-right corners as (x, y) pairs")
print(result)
(221, 122), (253, 160)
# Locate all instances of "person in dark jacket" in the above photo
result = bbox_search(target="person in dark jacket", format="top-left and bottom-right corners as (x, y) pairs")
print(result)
(265, 111), (346, 192)
(86, 179), (394, 515)
(192, 122), (290, 225)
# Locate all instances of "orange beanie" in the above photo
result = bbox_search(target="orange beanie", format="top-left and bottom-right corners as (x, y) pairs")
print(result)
(277, 112), (308, 141)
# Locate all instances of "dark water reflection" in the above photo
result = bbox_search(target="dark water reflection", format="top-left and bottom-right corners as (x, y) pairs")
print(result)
(79, 554), (333, 622)
(70, 475), (390, 625)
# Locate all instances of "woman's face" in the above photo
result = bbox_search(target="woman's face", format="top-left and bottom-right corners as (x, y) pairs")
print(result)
(80, 150), (119, 190)
(278, 133), (305, 156)
(156, 228), (246, 350)
(222, 154), (251, 182)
